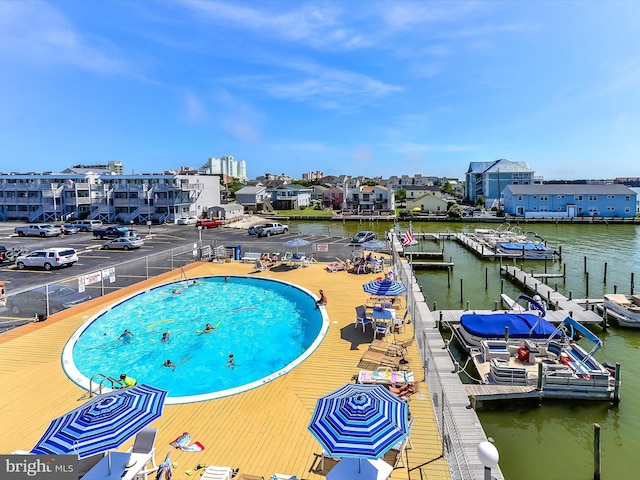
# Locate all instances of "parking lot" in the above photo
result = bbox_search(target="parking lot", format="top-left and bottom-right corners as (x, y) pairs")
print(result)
(0, 221), (370, 324)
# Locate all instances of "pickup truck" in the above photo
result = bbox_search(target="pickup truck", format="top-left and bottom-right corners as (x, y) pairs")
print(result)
(196, 219), (223, 229)
(257, 222), (289, 237)
(15, 224), (62, 237)
(93, 226), (137, 240)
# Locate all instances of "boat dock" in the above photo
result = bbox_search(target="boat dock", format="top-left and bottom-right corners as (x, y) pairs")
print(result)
(499, 265), (607, 328)
(464, 385), (540, 408)
(452, 233), (560, 261)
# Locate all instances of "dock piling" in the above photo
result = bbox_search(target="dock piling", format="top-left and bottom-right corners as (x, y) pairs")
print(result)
(594, 423), (601, 480)
(603, 262), (607, 284)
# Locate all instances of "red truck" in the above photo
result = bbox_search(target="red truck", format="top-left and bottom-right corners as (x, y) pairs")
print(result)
(196, 219), (223, 229)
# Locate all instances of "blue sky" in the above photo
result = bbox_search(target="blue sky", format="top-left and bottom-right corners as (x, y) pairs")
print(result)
(1, 1), (639, 181)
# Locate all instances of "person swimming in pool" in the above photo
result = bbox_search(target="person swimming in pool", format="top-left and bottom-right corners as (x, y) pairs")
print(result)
(226, 353), (235, 370)
(160, 331), (171, 343)
(162, 359), (176, 371)
(203, 323), (216, 333)
(118, 329), (133, 344)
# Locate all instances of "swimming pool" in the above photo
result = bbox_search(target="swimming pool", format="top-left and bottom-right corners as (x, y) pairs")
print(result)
(63, 276), (328, 404)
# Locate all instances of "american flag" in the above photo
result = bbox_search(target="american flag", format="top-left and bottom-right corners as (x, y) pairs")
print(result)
(402, 229), (417, 247)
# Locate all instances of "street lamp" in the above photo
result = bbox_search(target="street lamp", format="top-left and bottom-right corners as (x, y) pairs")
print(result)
(477, 441), (499, 480)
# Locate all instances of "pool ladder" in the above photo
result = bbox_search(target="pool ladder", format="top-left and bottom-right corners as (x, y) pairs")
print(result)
(88, 373), (123, 397)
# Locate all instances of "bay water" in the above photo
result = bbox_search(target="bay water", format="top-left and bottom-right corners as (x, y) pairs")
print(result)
(292, 219), (640, 479)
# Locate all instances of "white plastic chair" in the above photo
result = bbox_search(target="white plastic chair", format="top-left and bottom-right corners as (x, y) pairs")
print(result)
(201, 465), (235, 480)
(125, 427), (157, 480)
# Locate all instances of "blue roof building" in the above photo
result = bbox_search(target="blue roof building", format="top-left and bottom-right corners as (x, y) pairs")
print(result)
(465, 158), (537, 206)
(502, 184), (637, 218)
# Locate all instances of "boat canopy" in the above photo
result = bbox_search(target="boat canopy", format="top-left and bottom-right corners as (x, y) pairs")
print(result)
(550, 316), (602, 350)
(460, 312), (557, 338)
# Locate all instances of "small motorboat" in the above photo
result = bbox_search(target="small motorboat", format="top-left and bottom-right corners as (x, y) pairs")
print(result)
(602, 294), (640, 328)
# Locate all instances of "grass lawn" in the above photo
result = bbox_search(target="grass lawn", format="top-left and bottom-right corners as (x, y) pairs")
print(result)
(268, 207), (334, 217)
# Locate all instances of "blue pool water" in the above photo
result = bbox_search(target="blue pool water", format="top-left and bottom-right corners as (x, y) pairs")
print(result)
(63, 276), (328, 404)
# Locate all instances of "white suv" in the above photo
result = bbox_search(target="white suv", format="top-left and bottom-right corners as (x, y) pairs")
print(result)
(15, 248), (78, 270)
(71, 219), (103, 232)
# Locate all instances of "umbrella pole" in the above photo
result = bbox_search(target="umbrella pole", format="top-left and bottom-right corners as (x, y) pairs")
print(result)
(108, 451), (111, 475)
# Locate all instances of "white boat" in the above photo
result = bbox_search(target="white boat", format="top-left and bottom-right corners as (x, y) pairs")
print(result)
(603, 294), (640, 328)
(469, 317), (618, 401)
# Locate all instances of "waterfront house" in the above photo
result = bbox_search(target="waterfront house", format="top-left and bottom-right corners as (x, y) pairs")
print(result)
(406, 193), (450, 214)
(344, 184), (395, 214)
(269, 184), (312, 210)
(502, 184), (637, 218)
(234, 185), (269, 213)
(466, 158), (540, 206)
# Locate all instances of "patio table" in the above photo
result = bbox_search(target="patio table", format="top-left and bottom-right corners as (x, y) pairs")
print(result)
(326, 457), (393, 480)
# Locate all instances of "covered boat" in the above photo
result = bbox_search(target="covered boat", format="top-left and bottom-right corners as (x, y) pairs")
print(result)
(454, 295), (556, 349)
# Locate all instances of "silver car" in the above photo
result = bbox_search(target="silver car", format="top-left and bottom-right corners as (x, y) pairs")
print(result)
(14, 248), (78, 270)
(102, 236), (145, 250)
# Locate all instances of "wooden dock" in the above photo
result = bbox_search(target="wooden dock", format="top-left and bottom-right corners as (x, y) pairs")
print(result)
(409, 261), (454, 270)
(500, 265), (607, 327)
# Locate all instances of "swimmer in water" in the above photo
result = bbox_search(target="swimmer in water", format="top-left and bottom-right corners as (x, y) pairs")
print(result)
(160, 331), (171, 343)
(162, 359), (176, 371)
(226, 353), (235, 370)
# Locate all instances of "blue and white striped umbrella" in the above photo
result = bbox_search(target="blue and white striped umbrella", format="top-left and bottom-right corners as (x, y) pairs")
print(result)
(362, 279), (407, 297)
(31, 384), (167, 459)
(283, 237), (311, 254)
(308, 384), (409, 459)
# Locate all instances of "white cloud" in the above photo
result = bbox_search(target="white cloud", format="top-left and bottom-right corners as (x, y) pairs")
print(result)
(0, 2), (129, 74)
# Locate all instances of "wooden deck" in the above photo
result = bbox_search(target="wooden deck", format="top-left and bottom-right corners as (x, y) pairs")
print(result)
(0, 261), (450, 480)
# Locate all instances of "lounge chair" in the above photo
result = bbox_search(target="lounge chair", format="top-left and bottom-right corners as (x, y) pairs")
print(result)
(358, 350), (409, 370)
(125, 427), (158, 480)
(201, 466), (236, 480)
(355, 305), (373, 332)
(269, 474), (298, 480)
(241, 252), (262, 263)
(282, 252), (293, 265)
(368, 338), (414, 357)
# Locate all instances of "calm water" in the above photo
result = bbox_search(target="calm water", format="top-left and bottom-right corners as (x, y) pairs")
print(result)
(69, 276), (324, 403)
(291, 220), (640, 480)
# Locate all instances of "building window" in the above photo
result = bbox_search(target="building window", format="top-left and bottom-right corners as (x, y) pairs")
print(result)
(575, 195), (583, 201)
(626, 195), (630, 201)
(540, 195), (548, 201)
(588, 195), (597, 201)
(625, 207), (630, 213)
(518, 195), (523, 201)
(607, 206), (614, 211)
(557, 195), (565, 199)
(607, 195), (615, 199)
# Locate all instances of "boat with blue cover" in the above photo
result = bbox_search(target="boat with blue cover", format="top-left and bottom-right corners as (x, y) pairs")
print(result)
(496, 233), (558, 260)
(453, 295), (556, 349)
(468, 317), (619, 402)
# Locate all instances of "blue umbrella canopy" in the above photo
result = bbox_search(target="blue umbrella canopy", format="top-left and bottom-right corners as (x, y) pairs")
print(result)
(362, 279), (407, 297)
(31, 384), (167, 459)
(308, 384), (409, 459)
(361, 240), (389, 251)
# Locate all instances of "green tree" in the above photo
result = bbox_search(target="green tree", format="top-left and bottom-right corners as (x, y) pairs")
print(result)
(447, 203), (465, 218)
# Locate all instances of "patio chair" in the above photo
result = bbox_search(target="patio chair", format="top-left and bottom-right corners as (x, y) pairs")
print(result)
(125, 427), (158, 480)
(393, 310), (411, 335)
(201, 465), (236, 480)
(383, 417), (415, 469)
(282, 252), (293, 265)
(77, 453), (104, 479)
(354, 305), (373, 332)
(358, 350), (409, 371)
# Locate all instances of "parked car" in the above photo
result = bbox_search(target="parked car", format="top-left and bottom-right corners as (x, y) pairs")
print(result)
(350, 231), (377, 244)
(70, 219), (103, 232)
(14, 248), (78, 270)
(177, 216), (198, 225)
(196, 219), (223, 229)
(248, 224), (267, 235)
(14, 224), (62, 237)
(102, 237), (145, 250)
(93, 226), (137, 239)
(6, 285), (92, 316)
(256, 222), (289, 237)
